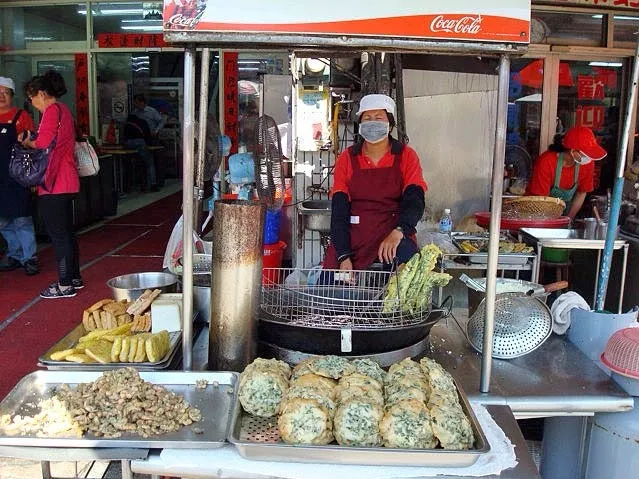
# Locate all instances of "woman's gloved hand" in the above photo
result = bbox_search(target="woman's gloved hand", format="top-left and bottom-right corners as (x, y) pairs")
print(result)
(378, 229), (403, 264)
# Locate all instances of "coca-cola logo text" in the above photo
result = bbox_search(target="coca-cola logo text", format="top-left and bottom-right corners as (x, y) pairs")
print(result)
(166, 11), (204, 29)
(430, 15), (482, 35)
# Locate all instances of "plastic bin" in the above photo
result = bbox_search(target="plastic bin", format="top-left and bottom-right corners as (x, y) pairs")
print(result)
(542, 247), (570, 263)
(264, 209), (282, 245)
(567, 308), (639, 367)
(263, 241), (287, 284)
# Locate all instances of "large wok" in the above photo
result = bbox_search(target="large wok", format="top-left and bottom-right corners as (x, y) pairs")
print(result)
(258, 296), (452, 356)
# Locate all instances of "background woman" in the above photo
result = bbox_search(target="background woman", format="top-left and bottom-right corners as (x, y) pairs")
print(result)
(19, 70), (82, 298)
(0, 76), (39, 276)
(527, 126), (606, 219)
(324, 94), (427, 272)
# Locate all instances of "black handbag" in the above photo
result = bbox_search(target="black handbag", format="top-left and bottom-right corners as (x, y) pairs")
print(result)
(8, 141), (55, 188)
(8, 105), (60, 188)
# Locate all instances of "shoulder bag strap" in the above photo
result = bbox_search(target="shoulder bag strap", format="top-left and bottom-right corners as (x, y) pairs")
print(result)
(11, 109), (22, 125)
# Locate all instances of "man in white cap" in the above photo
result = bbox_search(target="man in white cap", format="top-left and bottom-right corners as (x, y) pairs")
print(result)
(323, 93), (428, 272)
(0, 76), (39, 275)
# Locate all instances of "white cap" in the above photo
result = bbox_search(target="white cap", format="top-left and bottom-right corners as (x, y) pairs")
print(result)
(444, 208), (451, 214)
(356, 94), (396, 117)
(0, 77), (15, 92)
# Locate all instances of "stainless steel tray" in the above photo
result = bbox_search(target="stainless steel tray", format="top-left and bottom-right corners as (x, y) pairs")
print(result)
(38, 324), (181, 370)
(520, 227), (626, 250)
(227, 380), (490, 467)
(451, 238), (532, 265)
(0, 370), (238, 449)
(467, 253), (531, 265)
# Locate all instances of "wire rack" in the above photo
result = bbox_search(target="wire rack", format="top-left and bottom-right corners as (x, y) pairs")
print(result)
(260, 268), (433, 329)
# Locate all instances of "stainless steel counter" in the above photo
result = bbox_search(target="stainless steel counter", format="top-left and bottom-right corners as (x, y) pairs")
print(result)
(428, 310), (633, 418)
(131, 405), (539, 479)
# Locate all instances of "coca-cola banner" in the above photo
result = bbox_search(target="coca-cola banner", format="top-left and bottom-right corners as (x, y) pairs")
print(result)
(163, 0), (530, 44)
(534, 0), (639, 10)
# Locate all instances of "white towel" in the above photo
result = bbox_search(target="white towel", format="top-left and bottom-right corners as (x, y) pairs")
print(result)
(550, 292), (591, 335)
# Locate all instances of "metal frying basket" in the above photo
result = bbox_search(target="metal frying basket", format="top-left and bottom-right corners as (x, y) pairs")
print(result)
(466, 292), (553, 359)
(260, 267), (433, 329)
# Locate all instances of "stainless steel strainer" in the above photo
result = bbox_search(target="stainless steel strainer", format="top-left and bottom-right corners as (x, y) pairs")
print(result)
(466, 292), (553, 359)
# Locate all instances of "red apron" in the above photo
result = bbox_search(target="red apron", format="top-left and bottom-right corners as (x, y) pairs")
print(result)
(324, 145), (409, 269)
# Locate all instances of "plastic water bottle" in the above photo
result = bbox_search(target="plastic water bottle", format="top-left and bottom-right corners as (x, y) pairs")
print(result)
(439, 209), (453, 234)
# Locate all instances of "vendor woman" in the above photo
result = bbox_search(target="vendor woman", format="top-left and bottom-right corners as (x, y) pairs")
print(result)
(526, 126), (607, 219)
(323, 94), (427, 272)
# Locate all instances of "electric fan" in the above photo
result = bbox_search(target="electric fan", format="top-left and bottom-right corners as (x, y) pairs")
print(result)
(253, 114), (285, 210)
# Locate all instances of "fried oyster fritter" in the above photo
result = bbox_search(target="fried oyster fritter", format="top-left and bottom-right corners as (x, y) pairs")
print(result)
(278, 398), (333, 445)
(309, 355), (355, 379)
(429, 404), (475, 450)
(291, 373), (337, 399)
(380, 399), (437, 449)
(333, 399), (383, 447)
(239, 368), (289, 417)
(349, 358), (386, 384)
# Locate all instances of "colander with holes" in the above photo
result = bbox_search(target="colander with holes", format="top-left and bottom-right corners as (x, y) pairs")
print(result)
(601, 328), (639, 378)
(466, 292), (553, 359)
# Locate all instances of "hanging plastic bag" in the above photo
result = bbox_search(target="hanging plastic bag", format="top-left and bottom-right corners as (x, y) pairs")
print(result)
(284, 268), (307, 286)
(163, 215), (205, 274)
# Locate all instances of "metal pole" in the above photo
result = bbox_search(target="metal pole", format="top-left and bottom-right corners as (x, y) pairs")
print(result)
(194, 48), (211, 231)
(595, 37), (639, 311)
(480, 54), (510, 393)
(393, 54), (408, 144)
(182, 47), (196, 371)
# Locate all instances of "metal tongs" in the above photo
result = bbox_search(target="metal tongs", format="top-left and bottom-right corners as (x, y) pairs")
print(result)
(459, 273), (567, 297)
(459, 273), (487, 292)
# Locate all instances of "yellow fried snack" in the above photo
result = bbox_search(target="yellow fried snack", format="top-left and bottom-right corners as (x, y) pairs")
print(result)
(134, 335), (149, 362)
(145, 330), (170, 362)
(127, 337), (138, 362)
(87, 298), (114, 313)
(50, 349), (78, 361)
(65, 353), (95, 363)
(84, 340), (113, 364)
(111, 336), (123, 362)
(79, 323), (133, 342)
(116, 313), (132, 327)
(119, 337), (131, 362)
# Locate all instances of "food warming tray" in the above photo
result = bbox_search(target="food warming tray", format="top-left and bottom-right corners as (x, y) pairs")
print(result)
(39, 324), (181, 370)
(451, 238), (532, 265)
(227, 380), (489, 467)
(0, 371), (238, 449)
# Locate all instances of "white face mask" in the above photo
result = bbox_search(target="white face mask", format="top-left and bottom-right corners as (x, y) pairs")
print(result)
(573, 151), (592, 165)
(359, 120), (389, 144)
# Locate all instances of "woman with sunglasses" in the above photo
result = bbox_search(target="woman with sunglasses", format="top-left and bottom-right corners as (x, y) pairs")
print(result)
(19, 70), (82, 298)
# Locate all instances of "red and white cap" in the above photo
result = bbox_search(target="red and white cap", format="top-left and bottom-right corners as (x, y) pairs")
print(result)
(563, 126), (607, 161)
(356, 94), (396, 117)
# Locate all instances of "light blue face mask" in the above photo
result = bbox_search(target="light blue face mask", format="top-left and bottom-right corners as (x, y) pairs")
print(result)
(359, 120), (389, 144)
(573, 151), (592, 165)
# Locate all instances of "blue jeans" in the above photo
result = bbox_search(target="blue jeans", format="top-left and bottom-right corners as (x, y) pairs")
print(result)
(0, 215), (37, 264)
(124, 139), (156, 188)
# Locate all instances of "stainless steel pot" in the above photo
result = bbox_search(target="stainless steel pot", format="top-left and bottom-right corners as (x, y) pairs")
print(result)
(107, 272), (179, 301)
